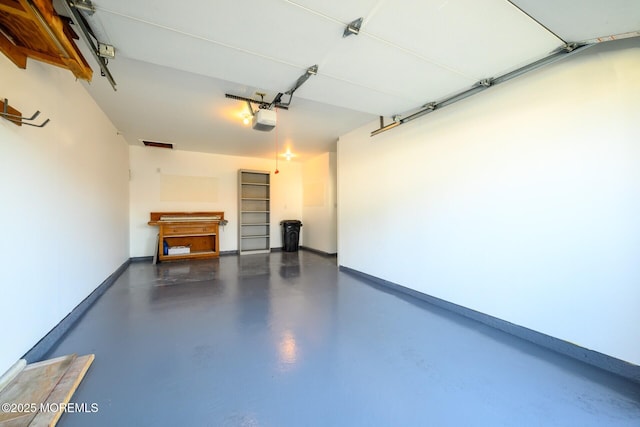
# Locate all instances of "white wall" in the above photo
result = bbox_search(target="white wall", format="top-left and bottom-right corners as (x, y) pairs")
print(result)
(337, 40), (640, 365)
(0, 56), (129, 372)
(302, 152), (337, 254)
(129, 146), (302, 256)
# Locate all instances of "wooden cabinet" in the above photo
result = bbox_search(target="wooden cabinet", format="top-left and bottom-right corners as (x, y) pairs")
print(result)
(148, 212), (224, 262)
(238, 170), (271, 255)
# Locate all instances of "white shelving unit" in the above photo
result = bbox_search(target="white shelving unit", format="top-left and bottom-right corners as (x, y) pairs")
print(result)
(238, 169), (271, 254)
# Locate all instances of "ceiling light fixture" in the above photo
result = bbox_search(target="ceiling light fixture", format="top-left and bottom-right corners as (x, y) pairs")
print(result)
(281, 148), (295, 161)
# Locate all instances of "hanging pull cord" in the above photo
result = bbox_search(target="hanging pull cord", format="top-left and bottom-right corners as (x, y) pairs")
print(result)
(274, 107), (279, 174)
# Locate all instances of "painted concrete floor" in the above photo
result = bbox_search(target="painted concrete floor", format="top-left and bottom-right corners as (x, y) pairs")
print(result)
(48, 251), (639, 426)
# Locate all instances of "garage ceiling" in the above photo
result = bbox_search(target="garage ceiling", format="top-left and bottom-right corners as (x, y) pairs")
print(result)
(53, 0), (639, 160)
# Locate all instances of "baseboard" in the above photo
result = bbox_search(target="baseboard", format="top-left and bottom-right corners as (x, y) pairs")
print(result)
(136, 252), (239, 258)
(130, 256), (153, 262)
(300, 246), (337, 257)
(339, 265), (640, 385)
(22, 259), (131, 363)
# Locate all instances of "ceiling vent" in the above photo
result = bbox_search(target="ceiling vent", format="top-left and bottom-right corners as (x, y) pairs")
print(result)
(252, 109), (277, 131)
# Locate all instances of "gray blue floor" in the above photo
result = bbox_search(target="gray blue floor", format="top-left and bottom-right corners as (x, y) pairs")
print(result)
(47, 251), (640, 426)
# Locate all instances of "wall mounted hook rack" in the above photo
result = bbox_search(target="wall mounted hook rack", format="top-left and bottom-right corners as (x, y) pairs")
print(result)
(1, 99), (50, 127)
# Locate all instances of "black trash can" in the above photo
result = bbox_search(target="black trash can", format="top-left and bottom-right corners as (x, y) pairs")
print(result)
(280, 220), (303, 252)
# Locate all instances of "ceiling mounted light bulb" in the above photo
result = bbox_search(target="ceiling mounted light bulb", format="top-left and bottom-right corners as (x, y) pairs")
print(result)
(281, 148), (295, 161)
(242, 115), (250, 125)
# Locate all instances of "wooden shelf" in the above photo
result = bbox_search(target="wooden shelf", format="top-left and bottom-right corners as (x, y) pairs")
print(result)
(160, 250), (217, 261)
(161, 233), (217, 238)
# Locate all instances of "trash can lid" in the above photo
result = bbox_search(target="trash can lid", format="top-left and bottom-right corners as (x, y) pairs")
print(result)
(280, 219), (303, 226)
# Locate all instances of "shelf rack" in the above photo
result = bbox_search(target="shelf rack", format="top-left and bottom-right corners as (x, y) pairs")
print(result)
(238, 170), (271, 255)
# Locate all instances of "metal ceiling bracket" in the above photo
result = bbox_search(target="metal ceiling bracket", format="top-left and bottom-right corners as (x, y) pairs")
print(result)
(343, 17), (363, 37)
(98, 43), (115, 59)
(561, 42), (581, 53)
(476, 78), (494, 88)
(396, 102), (440, 126)
(276, 64), (320, 107)
(285, 64), (319, 96)
(371, 116), (401, 136)
(69, 0), (95, 16)
(61, 0), (117, 91)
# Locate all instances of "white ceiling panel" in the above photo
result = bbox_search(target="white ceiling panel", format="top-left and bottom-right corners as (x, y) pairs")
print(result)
(510, 0), (640, 42)
(285, 0), (383, 25)
(46, 0), (638, 159)
(363, 0), (562, 79)
(318, 35), (473, 109)
(95, 0), (346, 70)
(295, 74), (422, 117)
(95, 13), (309, 94)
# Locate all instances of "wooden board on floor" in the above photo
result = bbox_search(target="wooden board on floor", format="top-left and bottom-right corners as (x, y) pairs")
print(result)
(0, 355), (75, 426)
(30, 354), (94, 427)
(0, 354), (94, 427)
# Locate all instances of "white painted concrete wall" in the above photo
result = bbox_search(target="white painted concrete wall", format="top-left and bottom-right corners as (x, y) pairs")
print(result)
(129, 146), (303, 256)
(302, 153), (337, 254)
(0, 55), (130, 372)
(337, 40), (640, 365)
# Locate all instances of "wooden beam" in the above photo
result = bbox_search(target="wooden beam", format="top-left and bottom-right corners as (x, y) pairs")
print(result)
(0, 0), (93, 81)
(20, 45), (66, 67)
(0, 31), (27, 68)
(30, 0), (92, 80)
(0, 0), (30, 18)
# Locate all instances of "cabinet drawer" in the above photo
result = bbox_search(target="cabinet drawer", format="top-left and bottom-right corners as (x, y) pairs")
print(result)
(163, 224), (216, 235)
